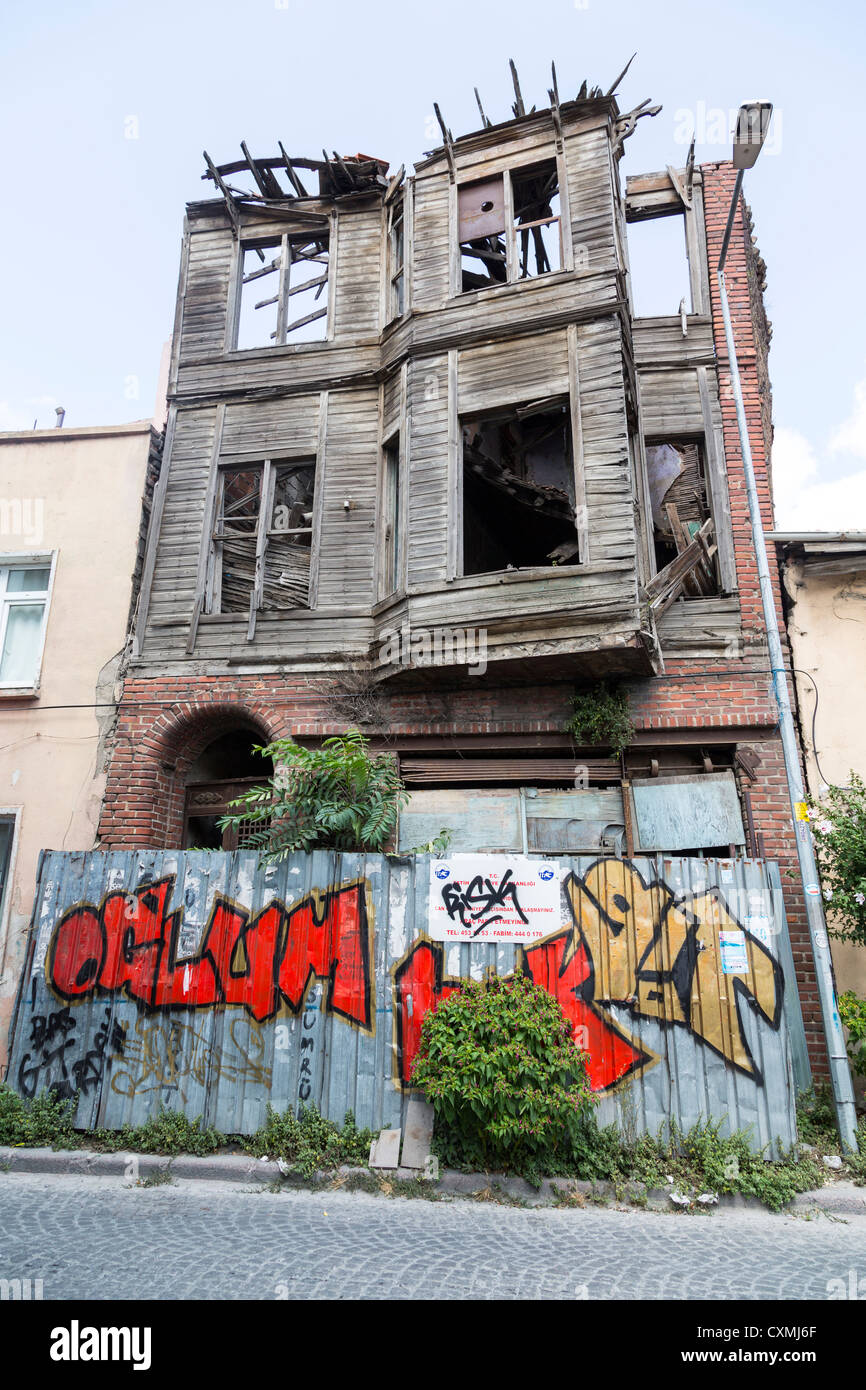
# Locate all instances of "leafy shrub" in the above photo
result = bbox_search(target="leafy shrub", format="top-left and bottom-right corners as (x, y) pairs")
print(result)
(565, 683), (634, 757)
(839, 991), (866, 1077)
(219, 728), (409, 860)
(577, 1117), (825, 1212)
(410, 973), (596, 1182)
(0, 1084), (77, 1149)
(808, 773), (866, 945)
(241, 1104), (374, 1177)
(116, 1108), (225, 1156)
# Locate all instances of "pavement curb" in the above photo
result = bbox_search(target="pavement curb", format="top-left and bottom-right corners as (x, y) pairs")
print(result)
(2, 1146), (865, 1214)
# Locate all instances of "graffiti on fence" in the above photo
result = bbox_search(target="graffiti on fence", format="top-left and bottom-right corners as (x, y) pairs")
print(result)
(45, 876), (374, 1030)
(17, 1004), (127, 1101)
(110, 1014), (272, 1099)
(394, 858), (783, 1090)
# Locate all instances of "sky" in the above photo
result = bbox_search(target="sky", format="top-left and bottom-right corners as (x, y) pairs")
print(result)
(1, 0), (865, 530)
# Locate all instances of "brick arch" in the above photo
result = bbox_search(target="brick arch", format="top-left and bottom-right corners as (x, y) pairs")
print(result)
(99, 698), (293, 850)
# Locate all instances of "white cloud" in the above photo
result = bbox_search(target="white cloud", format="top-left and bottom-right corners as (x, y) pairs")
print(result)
(829, 376), (866, 461)
(772, 425), (866, 530)
(773, 371), (866, 531)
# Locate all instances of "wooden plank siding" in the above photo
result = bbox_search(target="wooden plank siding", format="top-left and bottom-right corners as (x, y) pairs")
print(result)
(135, 106), (668, 680)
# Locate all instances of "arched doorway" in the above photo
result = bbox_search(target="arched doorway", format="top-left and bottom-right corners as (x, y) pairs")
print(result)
(182, 729), (274, 849)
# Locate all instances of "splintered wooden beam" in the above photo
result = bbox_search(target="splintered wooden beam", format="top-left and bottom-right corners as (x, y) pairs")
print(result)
(203, 150), (240, 237)
(474, 87), (492, 129)
(509, 58), (526, 117)
(278, 141), (309, 198)
(605, 52), (637, 98)
(685, 135), (696, 200)
(240, 140), (280, 199)
(282, 305), (327, 336)
(433, 103), (456, 177)
(384, 164), (405, 203)
(644, 518), (715, 615)
(332, 150), (357, 189)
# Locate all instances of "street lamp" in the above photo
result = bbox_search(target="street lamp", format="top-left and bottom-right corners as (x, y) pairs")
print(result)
(717, 102), (858, 1149)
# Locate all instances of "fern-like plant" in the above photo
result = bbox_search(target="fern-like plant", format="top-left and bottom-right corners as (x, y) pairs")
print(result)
(219, 728), (409, 860)
(565, 683), (634, 758)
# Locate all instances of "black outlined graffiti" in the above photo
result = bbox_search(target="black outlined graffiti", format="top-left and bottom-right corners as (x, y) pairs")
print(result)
(17, 1005), (126, 1100)
(441, 869), (529, 935)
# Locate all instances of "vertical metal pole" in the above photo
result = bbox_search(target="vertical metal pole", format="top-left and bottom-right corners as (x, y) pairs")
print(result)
(717, 176), (858, 1150)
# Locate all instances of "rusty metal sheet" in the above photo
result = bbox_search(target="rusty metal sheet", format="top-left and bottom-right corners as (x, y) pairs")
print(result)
(5, 850), (805, 1152)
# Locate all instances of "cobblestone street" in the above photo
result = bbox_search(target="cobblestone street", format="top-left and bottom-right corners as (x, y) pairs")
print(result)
(3, 1171), (866, 1301)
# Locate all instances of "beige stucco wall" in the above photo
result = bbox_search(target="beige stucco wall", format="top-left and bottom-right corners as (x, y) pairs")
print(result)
(783, 556), (866, 998)
(0, 422), (154, 1074)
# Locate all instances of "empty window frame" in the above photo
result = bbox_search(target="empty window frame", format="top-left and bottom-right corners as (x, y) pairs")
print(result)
(458, 158), (563, 293)
(235, 231), (329, 349)
(206, 461), (316, 627)
(0, 560), (53, 689)
(645, 438), (720, 596)
(387, 200), (405, 321)
(626, 211), (692, 319)
(461, 401), (579, 575)
(381, 435), (402, 596)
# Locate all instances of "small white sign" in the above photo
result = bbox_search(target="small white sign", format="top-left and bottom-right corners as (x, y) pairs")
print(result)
(745, 914), (772, 946)
(719, 929), (749, 975)
(429, 855), (560, 943)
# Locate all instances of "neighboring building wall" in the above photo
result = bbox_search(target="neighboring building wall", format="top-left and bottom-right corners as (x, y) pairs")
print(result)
(780, 548), (866, 999)
(0, 422), (160, 1071)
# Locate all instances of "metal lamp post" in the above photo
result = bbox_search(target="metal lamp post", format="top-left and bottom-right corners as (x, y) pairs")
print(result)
(717, 101), (858, 1148)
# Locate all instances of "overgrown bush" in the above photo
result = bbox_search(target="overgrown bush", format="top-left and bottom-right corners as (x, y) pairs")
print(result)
(808, 773), (866, 945)
(839, 991), (866, 1078)
(0, 1084), (77, 1148)
(411, 973), (597, 1183)
(219, 727), (409, 859)
(240, 1103), (374, 1177)
(565, 683), (634, 757)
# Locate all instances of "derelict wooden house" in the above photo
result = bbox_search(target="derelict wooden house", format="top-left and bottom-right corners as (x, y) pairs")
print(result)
(138, 87), (734, 683)
(110, 64), (775, 863)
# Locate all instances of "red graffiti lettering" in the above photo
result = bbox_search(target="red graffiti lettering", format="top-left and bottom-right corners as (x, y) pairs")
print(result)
(394, 933), (645, 1092)
(521, 932), (646, 1091)
(47, 878), (372, 1030)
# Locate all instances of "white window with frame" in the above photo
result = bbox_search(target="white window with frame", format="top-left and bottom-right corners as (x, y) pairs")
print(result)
(0, 558), (54, 691)
(457, 157), (566, 294)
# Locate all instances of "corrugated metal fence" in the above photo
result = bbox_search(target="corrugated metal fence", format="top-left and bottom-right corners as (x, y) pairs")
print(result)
(5, 849), (809, 1151)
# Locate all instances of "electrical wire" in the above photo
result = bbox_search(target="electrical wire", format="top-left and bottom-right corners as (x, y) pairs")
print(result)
(791, 667), (847, 790)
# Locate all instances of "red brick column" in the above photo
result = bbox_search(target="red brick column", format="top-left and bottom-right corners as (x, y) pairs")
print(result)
(701, 161), (826, 1076)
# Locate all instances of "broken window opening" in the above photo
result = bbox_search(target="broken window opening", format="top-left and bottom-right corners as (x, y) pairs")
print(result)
(458, 175), (508, 292)
(207, 459), (316, 621)
(387, 201), (405, 320)
(512, 160), (561, 279)
(645, 439), (720, 598)
(236, 231), (329, 350)
(183, 731), (274, 850)
(458, 159), (561, 293)
(461, 402), (579, 576)
(626, 212), (691, 318)
(382, 436), (401, 596)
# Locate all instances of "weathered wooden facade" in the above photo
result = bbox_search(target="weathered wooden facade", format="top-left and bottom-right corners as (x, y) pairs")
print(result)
(91, 64), (831, 1081)
(134, 88), (734, 681)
